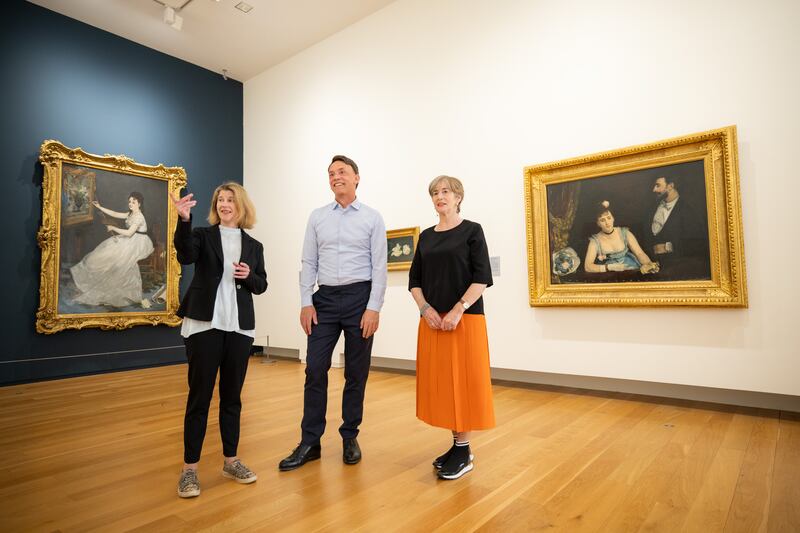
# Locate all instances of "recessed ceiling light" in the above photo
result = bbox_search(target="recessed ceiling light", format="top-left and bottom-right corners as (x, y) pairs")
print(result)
(235, 2), (253, 13)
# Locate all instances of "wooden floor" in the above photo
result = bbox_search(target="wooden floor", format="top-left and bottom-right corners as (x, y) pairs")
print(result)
(0, 360), (798, 532)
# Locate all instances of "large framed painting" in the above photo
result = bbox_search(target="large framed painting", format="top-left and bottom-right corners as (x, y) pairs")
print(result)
(36, 140), (186, 333)
(524, 126), (747, 307)
(387, 226), (420, 271)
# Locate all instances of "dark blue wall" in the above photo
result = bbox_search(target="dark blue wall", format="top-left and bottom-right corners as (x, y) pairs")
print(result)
(0, 1), (243, 384)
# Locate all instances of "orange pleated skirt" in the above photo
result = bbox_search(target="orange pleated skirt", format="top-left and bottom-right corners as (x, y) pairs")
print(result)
(416, 314), (495, 432)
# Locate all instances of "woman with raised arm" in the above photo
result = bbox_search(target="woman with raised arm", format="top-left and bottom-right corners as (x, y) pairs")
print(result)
(171, 183), (267, 498)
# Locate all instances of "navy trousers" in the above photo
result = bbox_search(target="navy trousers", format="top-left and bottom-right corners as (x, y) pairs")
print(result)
(301, 281), (373, 446)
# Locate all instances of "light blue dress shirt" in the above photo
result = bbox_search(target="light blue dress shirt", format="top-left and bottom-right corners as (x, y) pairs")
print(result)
(300, 198), (387, 312)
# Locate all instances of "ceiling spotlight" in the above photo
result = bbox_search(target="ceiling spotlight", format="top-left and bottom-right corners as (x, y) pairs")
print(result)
(163, 6), (184, 30)
(235, 2), (253, 13)
(222, 69), (228, 81)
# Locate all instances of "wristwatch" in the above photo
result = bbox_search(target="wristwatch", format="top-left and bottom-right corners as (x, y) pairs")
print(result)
(459, 298), (470, 310)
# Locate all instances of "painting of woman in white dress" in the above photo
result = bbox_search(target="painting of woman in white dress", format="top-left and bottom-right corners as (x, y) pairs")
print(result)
(37, 141), (184, 333)
(69, 192), (154, 308)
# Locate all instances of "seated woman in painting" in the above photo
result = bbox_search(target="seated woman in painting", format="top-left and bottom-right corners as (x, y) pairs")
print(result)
(584, 201), (658, 274)
(70, 192), (154, 307)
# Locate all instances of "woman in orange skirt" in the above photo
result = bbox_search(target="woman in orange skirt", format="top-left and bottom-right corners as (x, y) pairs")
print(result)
(408, 175), (495, 480)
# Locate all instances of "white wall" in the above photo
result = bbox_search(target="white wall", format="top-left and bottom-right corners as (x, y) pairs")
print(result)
(244, 0), (800, 396)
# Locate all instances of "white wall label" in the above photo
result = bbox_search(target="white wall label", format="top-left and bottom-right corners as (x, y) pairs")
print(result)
(490, 256), (501, 276)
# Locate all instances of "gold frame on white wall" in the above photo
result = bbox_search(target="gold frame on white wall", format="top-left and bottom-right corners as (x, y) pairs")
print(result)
(386, 226), (420, 271)
(524, 126), (747, 307)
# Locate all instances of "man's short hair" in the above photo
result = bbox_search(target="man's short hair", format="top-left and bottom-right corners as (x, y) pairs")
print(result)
(329, 155), (358, 175)
(657, 175), (680, 191)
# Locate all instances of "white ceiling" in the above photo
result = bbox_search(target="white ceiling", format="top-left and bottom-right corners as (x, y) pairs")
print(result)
(28, 0), (397, 82)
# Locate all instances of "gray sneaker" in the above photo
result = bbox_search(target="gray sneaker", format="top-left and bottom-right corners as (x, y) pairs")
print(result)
(178, 469), (200, 498)
(222, 459), (257, 484)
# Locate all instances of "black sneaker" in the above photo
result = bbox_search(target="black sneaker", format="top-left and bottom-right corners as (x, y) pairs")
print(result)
(437, 445), (473, 480)
(432, 444), (475, 470)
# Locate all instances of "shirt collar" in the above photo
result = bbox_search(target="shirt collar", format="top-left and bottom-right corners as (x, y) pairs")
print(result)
(332, 197), (361, 211)
(660, 196), (679, 210)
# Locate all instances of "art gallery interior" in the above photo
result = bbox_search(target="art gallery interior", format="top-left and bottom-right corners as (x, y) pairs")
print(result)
(2, 0), (798, 530)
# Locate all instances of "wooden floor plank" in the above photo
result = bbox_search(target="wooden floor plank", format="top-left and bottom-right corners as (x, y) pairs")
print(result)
(767, 412), (800, 533)
(724, 415), (779, 533)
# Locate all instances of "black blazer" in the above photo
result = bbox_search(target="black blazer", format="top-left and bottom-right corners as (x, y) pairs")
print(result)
(174, 216), (267, 330)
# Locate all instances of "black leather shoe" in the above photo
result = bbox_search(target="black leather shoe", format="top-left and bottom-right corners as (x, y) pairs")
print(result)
(342, 437), (361, 465)
(278, 443), (321, 471)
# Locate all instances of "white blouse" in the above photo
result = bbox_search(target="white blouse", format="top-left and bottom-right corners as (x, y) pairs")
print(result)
(181, 225), (255, 338)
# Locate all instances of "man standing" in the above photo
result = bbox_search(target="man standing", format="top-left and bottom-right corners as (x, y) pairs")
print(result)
(279, 155), (387, 471)
(642, 175), (710, 280)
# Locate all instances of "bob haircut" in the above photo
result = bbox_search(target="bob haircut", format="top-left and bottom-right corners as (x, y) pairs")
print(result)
(428, 175), (464, 213)
(207, 182), (257, 229)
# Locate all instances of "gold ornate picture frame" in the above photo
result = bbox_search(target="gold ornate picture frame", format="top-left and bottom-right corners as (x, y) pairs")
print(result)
(36, 140), (186, 333)
(524, 126), (747, 307)
(387, 226), (420, 271)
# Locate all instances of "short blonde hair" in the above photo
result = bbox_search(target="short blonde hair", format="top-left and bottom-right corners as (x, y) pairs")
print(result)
(207, 182), (257, 229)
(428, 175), (464, 213)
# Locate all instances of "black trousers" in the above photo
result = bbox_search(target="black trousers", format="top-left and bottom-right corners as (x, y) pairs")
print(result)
(183, 328), (253, 464)
(301, 281), (373, 446)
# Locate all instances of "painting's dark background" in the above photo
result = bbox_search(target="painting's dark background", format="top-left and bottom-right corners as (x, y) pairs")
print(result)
(0, 0), (243, 385)
(548, 160), (710, 283)
(387, 235), (415, 264)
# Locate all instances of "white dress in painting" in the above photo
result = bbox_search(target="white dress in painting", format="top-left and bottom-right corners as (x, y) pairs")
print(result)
(70, 211), (154, 307)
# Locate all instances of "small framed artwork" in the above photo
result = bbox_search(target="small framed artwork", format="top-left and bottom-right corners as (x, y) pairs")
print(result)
(36, 140), (186, 333)
(61, 166), (96, 227)
(524, 126), (747, 307)
(386, 226), (420, 271)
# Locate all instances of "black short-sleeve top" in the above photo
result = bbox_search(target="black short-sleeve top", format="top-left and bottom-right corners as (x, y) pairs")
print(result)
(408, 219), (493, 315)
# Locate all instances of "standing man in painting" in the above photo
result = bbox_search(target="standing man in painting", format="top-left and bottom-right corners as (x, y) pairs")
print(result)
(642, 175), (710, 280)
(279, 155), (387, 471)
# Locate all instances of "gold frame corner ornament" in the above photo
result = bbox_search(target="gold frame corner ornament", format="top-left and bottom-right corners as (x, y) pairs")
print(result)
(36, 140), (186, 333)
(523, 126), (747, 307)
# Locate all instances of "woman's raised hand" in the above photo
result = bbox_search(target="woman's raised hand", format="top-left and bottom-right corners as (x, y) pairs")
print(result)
(170, 192), (196, 222)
